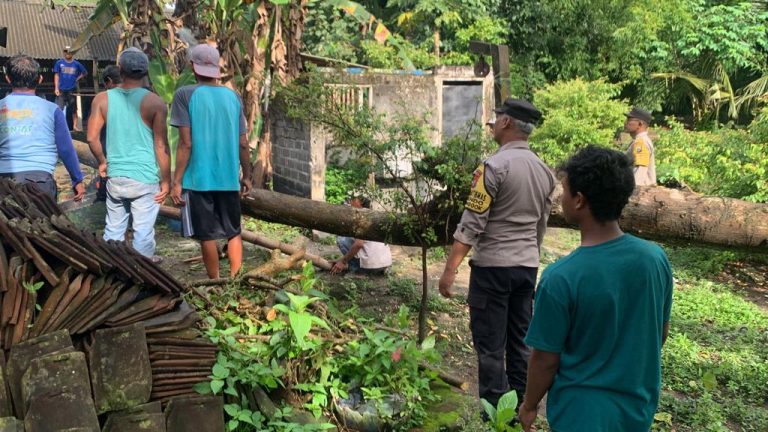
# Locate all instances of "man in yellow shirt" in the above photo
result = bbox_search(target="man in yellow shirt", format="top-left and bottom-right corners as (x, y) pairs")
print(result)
(624, 107), (656, 186)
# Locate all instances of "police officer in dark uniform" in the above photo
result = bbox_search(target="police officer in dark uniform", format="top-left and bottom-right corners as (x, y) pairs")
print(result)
(439, 98), (556, 408)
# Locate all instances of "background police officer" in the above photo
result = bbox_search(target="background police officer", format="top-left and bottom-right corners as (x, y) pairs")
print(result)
(439, 99), (556, 409)
(624, 106), (656, 186)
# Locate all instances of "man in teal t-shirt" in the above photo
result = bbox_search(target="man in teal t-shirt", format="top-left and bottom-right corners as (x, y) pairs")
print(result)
(520, 146), (673, 432)
(170, 44), (251, 280)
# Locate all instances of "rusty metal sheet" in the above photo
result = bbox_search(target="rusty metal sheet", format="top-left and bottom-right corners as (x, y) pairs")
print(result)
(0, 417), (23, 432)
(90, 323), (151, 414)
(164, 396), (224, 432)
(7, 330), (74, 418)
(21, 351), (92, 417)
(103, 413), (166, 432)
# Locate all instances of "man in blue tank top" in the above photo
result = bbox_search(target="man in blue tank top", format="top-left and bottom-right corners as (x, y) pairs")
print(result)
(1, 54), (85, 200)
(520, 146), (674, 432)
(87, 48), (171, 260)
(170, 44), (251, 279)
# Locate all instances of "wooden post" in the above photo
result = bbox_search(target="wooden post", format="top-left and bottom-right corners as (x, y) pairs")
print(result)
(92, 59), (99, 93)
(468, 41), (511, 105)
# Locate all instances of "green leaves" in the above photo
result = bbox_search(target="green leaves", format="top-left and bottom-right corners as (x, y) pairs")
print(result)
(530, 78), (629, 167)
(481, 391), (522, 431)
(420, 335), (435, 351)
(288, 311), (312, 349)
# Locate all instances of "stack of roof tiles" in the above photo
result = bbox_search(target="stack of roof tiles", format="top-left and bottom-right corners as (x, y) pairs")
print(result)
(0, 179), (223, 431)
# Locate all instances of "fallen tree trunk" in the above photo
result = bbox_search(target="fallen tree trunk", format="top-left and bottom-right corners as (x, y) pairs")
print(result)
(238, 186), (768, 251)
(74, 140), (768, 251)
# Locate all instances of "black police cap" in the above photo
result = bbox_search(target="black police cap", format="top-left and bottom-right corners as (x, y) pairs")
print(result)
(493, 98), (542, 124)
(625, 106), (652, 124)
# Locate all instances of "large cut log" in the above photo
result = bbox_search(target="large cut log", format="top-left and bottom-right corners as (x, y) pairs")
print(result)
(74, 140), (768, 250)
(237, 186), (768, 250)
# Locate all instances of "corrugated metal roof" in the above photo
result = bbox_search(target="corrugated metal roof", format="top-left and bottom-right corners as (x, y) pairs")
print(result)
(0, 0), (120, 61)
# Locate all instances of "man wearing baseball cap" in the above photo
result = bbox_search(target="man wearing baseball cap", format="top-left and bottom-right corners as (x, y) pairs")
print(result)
(170, 44), (252, 279)
(53, 46), (87, 130)
(439, 98), (556, 413)
(87, 47), (171, 261)
(624, 106), (656, 186)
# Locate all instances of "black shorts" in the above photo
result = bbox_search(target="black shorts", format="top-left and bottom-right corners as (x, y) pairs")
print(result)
(180, 190), (242, 241)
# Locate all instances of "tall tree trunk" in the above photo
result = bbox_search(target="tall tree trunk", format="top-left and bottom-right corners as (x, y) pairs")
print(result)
(244, 2), (272, 189)
(251, 1), (307, 189)
(418, 246), (429, 343)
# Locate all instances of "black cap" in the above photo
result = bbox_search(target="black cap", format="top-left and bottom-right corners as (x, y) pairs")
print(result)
(494, 98), (542, 124)
(626, 106), (652, 124)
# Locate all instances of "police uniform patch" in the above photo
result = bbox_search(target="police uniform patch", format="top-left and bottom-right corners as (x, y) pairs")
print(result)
(633, 139), (650, 167)
(465, 164), (492, 213)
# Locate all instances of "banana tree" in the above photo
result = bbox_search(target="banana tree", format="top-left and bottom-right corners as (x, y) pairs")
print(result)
(72, 0), (407, 189)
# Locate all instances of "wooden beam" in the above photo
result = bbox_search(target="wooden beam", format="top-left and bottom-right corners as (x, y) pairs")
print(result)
(469, 41), (510, 104)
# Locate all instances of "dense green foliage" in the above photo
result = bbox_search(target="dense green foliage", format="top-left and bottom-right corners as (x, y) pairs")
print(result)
(655, 246), (768, 431)
(302, 0), (768, 202)
(192, 263), (440, 431)
(529, 79), (630, 166)
(655, 116), (768, 202)
(524, 77), (767, 202)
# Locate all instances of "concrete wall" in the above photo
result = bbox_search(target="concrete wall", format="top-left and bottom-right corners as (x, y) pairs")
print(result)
(270, 66), (494, 200)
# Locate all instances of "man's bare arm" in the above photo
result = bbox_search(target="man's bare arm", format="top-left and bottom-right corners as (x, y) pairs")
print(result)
(87, 92), (108, 166)
(174, 127), (192, 186)
(150, 96), (170, 184)
(522, 349), (560, 411)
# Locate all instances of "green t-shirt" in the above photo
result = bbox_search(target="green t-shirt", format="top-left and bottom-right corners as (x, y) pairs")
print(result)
(525, 234), (673, 432)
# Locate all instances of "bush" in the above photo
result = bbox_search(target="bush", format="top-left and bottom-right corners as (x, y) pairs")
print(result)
(529, 78), (630, 166)
(656, 118), (768, 202)
(324, 165), (368, 205)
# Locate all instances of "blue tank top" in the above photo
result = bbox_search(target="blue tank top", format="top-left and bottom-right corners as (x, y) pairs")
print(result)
(0, 94), (58, 174)
(106, 88), (159, 184)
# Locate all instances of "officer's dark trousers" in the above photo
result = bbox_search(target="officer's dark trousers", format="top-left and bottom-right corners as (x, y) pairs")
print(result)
(468, 264), (537, 407)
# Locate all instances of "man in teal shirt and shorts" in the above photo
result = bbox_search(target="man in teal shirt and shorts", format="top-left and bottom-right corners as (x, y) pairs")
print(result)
(520, 146), (673, 431)
(170, 44), (252, 279)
